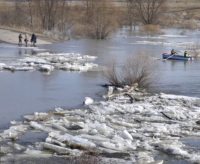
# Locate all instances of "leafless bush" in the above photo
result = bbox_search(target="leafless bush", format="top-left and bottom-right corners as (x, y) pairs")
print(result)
(71, 24), (89, 38)
(80, 0), (122, 39)
(103, 54), (160, 88)
(0, 2), (16, 27)
(132, 0), (168, 25)
(139, 24), (160, 32)
(157, 14), (176, 28)
(71, 150), (99, 164)
(183, 19), (198, 30)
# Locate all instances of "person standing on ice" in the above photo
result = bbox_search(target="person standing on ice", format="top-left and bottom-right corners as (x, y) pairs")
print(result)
(31, 33), (37, 47)
(24, 33), (29, 46)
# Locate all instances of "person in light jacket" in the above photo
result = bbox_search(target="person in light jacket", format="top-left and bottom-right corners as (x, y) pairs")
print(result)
(24, 33), (29, 46)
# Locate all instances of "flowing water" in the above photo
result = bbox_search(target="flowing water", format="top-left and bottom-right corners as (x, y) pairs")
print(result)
(0, 27), (200, 163)
(1, 27), (200, 127)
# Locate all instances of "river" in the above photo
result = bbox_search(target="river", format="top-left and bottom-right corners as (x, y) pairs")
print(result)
(1, 27), (200, 129)
(0, 27), (199, 164)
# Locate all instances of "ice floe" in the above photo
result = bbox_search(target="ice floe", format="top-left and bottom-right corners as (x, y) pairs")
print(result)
(0, 52), (98, 73)
(1, 88), (200, 163)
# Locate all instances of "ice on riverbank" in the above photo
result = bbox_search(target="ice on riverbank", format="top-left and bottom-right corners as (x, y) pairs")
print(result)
(1, 89), (200, 163)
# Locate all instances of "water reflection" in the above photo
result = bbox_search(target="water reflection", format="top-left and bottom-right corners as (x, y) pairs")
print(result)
(184, 61), (189, 69)
(18, 48), (22, 56)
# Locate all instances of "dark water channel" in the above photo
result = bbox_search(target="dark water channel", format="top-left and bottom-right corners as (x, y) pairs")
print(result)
(0, 27), (200, 164)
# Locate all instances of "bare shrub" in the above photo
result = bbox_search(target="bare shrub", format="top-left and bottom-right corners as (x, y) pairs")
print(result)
(132, 0), (168, 25)
(139, 24), (160, 32)
(183, 19), (198, 30)
(103, 58), (122, 87)
(71, 24), (89, 38)
(123, 0), (139, 29)
(157, 14), (176, 28)
(71, 150), (99, 164)
(103, 54), (160, 88)
(81, 0), (122, 39)
(0, 2), (16, 27)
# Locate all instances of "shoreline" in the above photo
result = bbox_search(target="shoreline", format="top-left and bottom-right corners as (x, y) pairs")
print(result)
(0, 28), (55, 45)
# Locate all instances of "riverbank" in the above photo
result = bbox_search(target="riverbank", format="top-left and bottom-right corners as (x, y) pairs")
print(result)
(0, 28), (53, 45)
(1, 86), (200, 164)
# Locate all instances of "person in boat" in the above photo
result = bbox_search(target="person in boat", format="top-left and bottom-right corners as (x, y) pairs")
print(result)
(184, 51), (189, 57)
(171, 49), (177, 55)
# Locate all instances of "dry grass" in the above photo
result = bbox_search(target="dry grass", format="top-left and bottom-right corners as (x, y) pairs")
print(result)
(139, 24), (160, 32)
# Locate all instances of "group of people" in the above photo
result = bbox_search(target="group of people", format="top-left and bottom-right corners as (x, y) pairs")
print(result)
(18, 33), (37, 46)
(171, 49), (189, 57)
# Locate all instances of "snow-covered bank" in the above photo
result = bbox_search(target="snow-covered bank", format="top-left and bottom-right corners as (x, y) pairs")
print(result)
(0, 52), (98, 73)
(1, 88), (200, 164)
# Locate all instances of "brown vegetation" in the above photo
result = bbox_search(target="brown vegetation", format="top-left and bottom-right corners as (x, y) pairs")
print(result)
(0, 0), (199, 40)
(73, 0), (122, 39)
(103, 54), (159, 88)
(13, 0), (75, 40)
(127, 0), (168, 25)
(139, 24), (160, 32)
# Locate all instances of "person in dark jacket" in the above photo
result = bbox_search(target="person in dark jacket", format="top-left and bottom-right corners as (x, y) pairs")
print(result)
(31, 33), (37, 46)
(18, 34), (23, 45)
(171, 49), (177, 55)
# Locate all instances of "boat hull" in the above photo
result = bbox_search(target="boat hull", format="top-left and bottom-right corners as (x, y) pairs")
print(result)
(162, 53), (194, 61)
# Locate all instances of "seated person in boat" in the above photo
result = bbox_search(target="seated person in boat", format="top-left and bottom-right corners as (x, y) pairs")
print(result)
(184, 51), (189, 57)
(171, 49), (177, 55)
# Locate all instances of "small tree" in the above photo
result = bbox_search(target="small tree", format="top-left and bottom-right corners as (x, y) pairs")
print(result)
(82, 0), (122, 39)
(125, 0), (139, 30)
(0, 2), (16, 27)
(103, 54), (159, 88)
(34, 0), (67, 31)
(132, 0), (168, 25)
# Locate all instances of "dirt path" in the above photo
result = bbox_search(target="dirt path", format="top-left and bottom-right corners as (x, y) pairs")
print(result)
(0, 29), (52, 45)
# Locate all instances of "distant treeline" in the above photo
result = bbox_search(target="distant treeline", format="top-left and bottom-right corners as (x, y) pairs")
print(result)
(0, 0), (197, 40)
